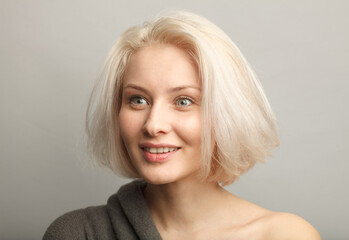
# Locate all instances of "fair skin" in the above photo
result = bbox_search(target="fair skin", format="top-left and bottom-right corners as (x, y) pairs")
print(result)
(118, 43), (321, 240)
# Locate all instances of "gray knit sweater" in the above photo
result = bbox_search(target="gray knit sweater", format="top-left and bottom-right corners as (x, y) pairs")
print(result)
(42, 180), (162, 240)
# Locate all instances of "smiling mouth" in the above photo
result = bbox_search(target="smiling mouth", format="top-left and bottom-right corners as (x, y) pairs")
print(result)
(142, 147), (180, 154)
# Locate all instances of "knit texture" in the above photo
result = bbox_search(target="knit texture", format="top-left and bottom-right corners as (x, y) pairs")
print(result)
(42, 180), (162, 240)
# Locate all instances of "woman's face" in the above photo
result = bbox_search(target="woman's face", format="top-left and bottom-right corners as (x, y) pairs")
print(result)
(119, 44), (202, 185)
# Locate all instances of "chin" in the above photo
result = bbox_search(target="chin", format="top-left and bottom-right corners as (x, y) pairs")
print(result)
(138, 169), (181, 185)
(141, 175), (176, 185)
(133, 160), (201, 185)
(141, 170), (200, 186)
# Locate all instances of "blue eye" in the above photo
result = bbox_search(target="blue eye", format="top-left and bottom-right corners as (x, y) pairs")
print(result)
(176, 97), (193, 107)
(129, 96), (147, 105)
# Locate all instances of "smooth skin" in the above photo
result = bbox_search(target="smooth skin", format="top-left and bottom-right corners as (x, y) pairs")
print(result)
(118, 43), (321, 240)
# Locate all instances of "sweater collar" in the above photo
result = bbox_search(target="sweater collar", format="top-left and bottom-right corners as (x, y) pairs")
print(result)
(112, 179), (162, 240)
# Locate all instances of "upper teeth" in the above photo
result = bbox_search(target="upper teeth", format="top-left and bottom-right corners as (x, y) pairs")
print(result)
(144, 147), (179, 153)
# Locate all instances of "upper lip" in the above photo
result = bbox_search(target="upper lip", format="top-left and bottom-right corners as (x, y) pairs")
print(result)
(139, 142), (180, 148)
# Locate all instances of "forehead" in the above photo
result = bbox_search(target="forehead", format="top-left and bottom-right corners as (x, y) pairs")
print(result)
(123, 44), (200, 87)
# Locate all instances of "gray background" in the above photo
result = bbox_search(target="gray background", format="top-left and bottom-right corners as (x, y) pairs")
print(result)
(1, 0), (348, 239)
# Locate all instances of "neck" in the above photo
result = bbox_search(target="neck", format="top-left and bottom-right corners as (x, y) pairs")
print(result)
(144, 178), (233, 233)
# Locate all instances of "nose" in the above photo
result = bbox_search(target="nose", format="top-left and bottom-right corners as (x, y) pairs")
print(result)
(142, 102), (171, 137)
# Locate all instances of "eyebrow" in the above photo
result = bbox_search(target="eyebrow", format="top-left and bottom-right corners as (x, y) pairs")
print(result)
(123, 83), (201, 94)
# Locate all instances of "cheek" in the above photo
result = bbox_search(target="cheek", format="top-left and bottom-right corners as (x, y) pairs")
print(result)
(118, 109), (144, 144)
(175, 112), (201, 145)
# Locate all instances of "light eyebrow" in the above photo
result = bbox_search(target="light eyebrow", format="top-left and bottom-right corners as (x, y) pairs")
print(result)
(123, 84), (150, 95)
(168, 85), (201, 92)
(123, 83), (201, 93)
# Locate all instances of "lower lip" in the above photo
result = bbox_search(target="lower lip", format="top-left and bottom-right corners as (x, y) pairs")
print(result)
(142, 148), (179, 163)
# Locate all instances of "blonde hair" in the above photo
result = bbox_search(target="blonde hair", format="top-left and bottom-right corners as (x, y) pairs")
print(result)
(86, 10), (279, 186)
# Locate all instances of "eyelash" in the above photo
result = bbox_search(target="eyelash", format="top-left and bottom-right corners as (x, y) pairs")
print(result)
(128, 95), (148, 106)
(127, 95), (195, 108)
(174, 96), (194, 107)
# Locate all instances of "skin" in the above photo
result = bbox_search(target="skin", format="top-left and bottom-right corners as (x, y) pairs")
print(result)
(118, 43), (321, 240)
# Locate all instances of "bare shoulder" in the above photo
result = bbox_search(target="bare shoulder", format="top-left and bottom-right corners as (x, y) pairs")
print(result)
(264, 212), (321, 240)
(223, 193), (321, 240)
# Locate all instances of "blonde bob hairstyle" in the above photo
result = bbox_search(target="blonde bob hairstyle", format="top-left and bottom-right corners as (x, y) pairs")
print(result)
(86, 10), (279, 186)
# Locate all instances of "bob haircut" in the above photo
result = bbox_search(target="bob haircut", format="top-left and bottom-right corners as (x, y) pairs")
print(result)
(86, 10), (279, 186)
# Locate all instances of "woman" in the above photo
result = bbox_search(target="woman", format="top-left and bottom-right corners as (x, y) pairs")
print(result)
(43, 11), (321, 239)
